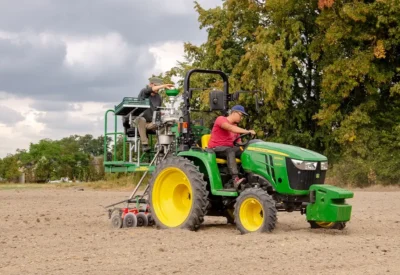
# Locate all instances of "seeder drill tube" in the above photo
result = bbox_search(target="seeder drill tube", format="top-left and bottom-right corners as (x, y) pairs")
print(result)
(104, 149), (161, 210)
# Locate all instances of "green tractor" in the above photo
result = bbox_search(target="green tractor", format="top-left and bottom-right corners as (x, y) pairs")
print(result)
(104, 69), (353, 234)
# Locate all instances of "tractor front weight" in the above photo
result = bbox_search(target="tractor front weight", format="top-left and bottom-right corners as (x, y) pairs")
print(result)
(305, 184), (354, 229)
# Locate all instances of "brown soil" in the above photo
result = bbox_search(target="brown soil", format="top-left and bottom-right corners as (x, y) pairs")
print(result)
(1, 187), (399, 275)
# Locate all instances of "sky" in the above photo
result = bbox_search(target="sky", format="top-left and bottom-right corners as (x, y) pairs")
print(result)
(0, 0), (222, 157)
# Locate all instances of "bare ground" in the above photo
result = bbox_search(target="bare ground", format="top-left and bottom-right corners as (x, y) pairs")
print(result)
(1, 187), (399, 275)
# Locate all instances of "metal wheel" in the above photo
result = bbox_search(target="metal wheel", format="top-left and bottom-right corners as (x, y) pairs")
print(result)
(123, 213), (137, 228)
(136, 212), (148, 227)
(147, 213), (155, 226)
(111, 210), (123, 229)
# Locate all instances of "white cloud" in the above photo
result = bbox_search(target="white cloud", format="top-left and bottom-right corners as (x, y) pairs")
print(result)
(0, 37), (188, 157)
(0, 0), (223, 157)
(0, 94), (110, 157)
(0, 29), (62, 48)
(64, 32), (131, 73)
(0, 94), (46, 156)
(148, 41), (186, 84)
(147, 0), (223, 14)
(149, 41), (185, 73)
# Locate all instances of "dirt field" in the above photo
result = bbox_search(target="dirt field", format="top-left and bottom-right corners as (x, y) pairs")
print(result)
(1, 187), (399, 275)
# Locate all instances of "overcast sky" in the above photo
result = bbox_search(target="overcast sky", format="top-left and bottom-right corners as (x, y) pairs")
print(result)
(0, 0), (221, 157)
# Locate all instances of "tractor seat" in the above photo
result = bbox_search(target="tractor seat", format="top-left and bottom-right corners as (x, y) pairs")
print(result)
(201, 134), (241, 164)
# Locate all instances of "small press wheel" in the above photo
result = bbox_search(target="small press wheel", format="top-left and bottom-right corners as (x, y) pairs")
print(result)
(136, 212), (149, 227)
(123, 213), (137, 228)
(147, 213), (155, 226)
(111, 210), (123, 229)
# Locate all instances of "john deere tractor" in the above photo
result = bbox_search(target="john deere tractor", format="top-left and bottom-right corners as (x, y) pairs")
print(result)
(104, 69), (353, 234)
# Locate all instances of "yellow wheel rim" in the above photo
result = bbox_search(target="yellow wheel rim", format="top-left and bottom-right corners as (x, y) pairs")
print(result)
(152, 167), (193, 227)
(239, 197), (264, 232)
(316, 222), (335, 228)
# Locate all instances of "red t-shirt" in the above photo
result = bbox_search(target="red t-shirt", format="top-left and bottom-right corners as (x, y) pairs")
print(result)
(208, 116), (239, 148)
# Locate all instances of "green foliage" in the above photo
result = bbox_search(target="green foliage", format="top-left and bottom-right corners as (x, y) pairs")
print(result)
(0, 135), (107, 183)
(0, 155), (20, 182)
(169, 0), (400, 186)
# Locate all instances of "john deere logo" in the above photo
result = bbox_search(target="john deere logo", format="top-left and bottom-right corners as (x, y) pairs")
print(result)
(316, 173), (320, 179)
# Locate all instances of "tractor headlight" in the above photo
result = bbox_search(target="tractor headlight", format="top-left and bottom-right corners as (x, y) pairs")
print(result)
(321, 161), (328, 170)
(291, 159), (317, 170)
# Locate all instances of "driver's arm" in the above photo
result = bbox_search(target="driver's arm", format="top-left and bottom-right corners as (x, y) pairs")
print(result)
(221, 122), (251, 134)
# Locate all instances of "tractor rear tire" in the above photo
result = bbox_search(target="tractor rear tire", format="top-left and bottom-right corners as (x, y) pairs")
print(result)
(309, 221), (346, 230)
(234, 188), (277, 234)
(148, 157), (208, 231)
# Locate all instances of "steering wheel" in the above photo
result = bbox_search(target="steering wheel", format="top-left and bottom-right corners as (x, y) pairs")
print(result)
(233, 132), (256, 147)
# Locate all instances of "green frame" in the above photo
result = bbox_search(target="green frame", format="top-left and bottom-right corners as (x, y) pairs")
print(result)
(178, 150), (238, 197)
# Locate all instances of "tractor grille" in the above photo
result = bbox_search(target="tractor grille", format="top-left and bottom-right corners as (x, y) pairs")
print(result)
(285, 158), (326, 190)
(265, 155), (276, 183)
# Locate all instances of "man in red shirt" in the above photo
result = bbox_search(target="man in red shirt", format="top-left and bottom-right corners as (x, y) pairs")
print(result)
(208, 105), (256, 189)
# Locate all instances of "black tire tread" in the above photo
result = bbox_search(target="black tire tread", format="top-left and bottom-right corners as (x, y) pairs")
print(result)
(309, 221), (346, 230)
(123, 212), (137, 228)
(148, 157), (209, 231)
(136, 212), (149, 227)
(234, 188), (277, 234)
(111, 211), (123, 229)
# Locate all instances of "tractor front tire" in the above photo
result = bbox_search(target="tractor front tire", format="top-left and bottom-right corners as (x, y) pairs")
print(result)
(148, 157), (208, 231)
(234, 188), (277, 234)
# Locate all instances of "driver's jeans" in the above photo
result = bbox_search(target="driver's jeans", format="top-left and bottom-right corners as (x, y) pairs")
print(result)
(212, 146), (242, 177)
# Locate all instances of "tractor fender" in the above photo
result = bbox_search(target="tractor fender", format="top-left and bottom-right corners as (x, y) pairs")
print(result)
(247, 173), (274, 191)
(177, 150), (224, 195)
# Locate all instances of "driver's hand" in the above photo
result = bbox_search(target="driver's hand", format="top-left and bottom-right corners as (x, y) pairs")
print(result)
(248, 130), (256, 135)
(164, 84), (175, 89)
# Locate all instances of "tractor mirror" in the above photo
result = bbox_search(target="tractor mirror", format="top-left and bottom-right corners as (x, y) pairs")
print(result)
(209, 90), (224, 111)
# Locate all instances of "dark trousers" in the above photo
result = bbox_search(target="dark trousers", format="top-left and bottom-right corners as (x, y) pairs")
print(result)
(212, 146), (242, 177)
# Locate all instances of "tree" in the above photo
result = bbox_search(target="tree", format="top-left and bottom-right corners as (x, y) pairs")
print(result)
(311, 0), (400, 184)
(173, 0), (400, 185)
(0, 154), (20, 182)
(179, 0), (327, 150)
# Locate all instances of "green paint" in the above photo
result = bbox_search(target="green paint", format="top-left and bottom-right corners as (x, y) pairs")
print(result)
(247, 141), (327, 161)
(103, 161), (156, 173)
(306, 184), (354, 222)
(165, 89), (180, 97)
(178, 150), (237, 197)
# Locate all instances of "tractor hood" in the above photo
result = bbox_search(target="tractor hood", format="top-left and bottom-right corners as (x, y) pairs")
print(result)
(246, 141), (327, 161)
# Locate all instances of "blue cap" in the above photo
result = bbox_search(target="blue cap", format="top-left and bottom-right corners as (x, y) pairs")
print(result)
(231, 105), (248, 116)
